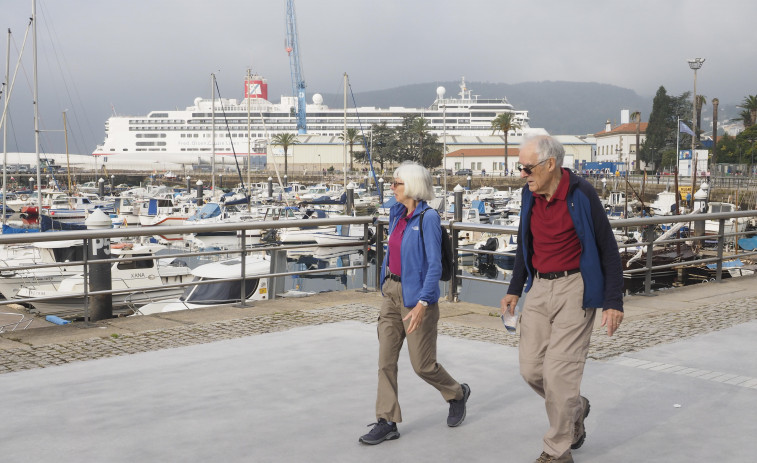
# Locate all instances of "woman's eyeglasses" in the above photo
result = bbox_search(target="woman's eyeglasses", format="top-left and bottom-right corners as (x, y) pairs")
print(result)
(391, 181), (405, 187)
(517, 158), (550, 175)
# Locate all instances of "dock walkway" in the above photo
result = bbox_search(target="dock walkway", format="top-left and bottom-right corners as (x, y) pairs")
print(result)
(1, 277), (756, 462)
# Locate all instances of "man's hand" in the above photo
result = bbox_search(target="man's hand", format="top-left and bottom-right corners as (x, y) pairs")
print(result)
(403, 303), (427, 334)
(601, 309), (624, 336)
(501, 294), (520, 316)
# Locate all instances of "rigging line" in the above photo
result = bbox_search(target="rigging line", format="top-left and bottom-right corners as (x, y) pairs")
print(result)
(37, 0), (96, 154)
(347, 80), (380, 192)
(212, 78), (245, 193)
(38, 0), (86, 152)
(253, 96), (290, 207)
(0, 21), (32, 132)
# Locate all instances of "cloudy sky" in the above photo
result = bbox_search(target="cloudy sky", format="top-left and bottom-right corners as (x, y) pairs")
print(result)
(3, 0), (755, 154)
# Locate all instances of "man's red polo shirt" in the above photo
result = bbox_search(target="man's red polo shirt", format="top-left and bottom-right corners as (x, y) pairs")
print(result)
(530, 169), (582, 273)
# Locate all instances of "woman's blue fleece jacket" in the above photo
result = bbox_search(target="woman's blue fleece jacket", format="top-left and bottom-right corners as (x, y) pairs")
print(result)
(380, 200), (442, 307)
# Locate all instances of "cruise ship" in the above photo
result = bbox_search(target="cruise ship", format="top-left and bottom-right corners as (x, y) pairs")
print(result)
(93, 74), (538, 166)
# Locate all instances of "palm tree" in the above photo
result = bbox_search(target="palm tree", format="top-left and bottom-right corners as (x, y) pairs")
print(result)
(631, 111), (642, 173)
(491, 112), (521, 175)
(733, 109), (754, 128)
(695, 95), (707, 143)
(338, 128), (362, 172)
(410, 117), (430, 162)
(738, 95), (757, 128)
(271, 133), (299, 178)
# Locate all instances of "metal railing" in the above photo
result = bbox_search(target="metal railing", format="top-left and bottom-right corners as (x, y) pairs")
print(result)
(376, 209), (757, 301)
(2, 209), (756, 322)
(0, 216), (374, 321)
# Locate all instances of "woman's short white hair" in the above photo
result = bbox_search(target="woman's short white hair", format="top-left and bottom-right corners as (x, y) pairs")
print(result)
(393, 162), (435, 201)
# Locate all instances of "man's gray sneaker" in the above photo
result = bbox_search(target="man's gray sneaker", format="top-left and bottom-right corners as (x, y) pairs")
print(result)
(447, 383), (471, 427)
(359, 419), (400, 445)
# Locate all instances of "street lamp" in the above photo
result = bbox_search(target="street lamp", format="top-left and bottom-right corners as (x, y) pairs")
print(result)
(317, 154), (322, 179)
(688, 58), (705, 178)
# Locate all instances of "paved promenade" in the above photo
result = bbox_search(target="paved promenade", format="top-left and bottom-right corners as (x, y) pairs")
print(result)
(1, 276), (756, 462)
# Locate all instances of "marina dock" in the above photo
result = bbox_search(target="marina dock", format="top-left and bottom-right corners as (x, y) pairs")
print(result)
(1, 275), (756, 462)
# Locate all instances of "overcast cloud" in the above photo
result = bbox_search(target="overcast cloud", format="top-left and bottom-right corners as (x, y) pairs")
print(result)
(3, 0), (755, 154)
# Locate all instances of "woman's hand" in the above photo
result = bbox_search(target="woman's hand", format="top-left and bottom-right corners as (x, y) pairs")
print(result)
(403, 303), (427, 334)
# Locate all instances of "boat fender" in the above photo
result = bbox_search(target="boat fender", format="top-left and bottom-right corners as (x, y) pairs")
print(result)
(45, 315), (70, 325)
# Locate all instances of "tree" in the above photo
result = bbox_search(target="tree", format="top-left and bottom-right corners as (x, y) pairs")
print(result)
(640, 86), (692, 168)
(714, 133), (738, 164)
(737, 94), (757, 128)
(713, 126), (757, 169)
(411, 117), (430, 162)
(491, 112), (521, 174)
(362, 122), (396, 173)
(271, 133), (299, 178)
(338, 128), (363, 172)
(733, 109), (754, 128)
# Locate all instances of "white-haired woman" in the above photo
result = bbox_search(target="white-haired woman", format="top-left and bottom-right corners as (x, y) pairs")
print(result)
(359, 162), (470, 445)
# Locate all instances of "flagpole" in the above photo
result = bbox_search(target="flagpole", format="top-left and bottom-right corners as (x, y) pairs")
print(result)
(676, 117), (680, 175)
(675, 117), (680, 215)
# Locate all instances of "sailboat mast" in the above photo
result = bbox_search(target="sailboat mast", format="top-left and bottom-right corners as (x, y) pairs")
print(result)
(246, 69), (251, 203)
(2, 28), (10, 225)
(211, 73), (216, 196)
(343, 72), (347, 188)
(32, 0), (42, 227)
(64, 111), (71, 193)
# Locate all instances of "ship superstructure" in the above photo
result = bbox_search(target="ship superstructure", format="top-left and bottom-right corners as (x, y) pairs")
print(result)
(93, 75), (537, 164)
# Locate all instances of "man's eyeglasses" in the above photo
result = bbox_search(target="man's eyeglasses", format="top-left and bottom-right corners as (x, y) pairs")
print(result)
(391, 181), (405, 187)
(517, 158), (550, 175)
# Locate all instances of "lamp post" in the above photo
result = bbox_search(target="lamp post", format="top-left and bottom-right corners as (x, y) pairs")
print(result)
(688, 58), (705, 188)
(318, 154), (322, 180)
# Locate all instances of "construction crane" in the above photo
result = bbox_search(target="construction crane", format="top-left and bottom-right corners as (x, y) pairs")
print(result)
(285, 0), (307, 134)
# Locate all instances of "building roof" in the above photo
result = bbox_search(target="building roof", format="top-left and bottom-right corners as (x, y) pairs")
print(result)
(595, 122), (648, 137)
(447, 148), (520, 158)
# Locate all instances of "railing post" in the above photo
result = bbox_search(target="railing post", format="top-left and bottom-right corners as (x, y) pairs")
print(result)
(716, 219), (725, 282)
(239, 232), (247, 307)
(85, 209), (113, 321)
(346, 183), (354, 216)
(268, 249), (287, 300)
(451, 185), (464, 302)
(644, 224), (655, 295)
(375, 220), (385, 290)
(362, 222), (369, 291)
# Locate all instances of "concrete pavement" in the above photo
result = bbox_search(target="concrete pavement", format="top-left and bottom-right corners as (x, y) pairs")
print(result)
(1, 276), (756, 462)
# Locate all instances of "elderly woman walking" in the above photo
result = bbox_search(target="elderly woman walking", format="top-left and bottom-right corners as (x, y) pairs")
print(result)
(359, 162), (470, 445)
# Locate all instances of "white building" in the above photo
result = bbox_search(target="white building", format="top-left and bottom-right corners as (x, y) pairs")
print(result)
(594, 116), (648, 172)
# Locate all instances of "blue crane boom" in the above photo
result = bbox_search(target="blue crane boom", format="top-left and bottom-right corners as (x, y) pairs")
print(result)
(285, 0), (307, 134)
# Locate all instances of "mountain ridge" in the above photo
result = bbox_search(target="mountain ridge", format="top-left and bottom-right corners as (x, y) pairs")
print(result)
(319, 80), (653, 136)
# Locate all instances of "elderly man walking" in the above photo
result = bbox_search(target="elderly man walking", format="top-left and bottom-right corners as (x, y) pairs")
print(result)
(501, 135), (624, 463)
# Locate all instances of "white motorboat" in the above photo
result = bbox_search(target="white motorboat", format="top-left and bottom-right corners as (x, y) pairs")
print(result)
(313, 224), (373, 246)
(704, 202), (750, 237)
(134, 254), (271, 315)
(0, 240), (86, 298)
(15, 243), (194, 316)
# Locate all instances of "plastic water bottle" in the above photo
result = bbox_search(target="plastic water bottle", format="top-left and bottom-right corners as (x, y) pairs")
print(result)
(501, 296), (524, 334)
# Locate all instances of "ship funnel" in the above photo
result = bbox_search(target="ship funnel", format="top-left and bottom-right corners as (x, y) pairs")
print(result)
(245, 75), (268, 101)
